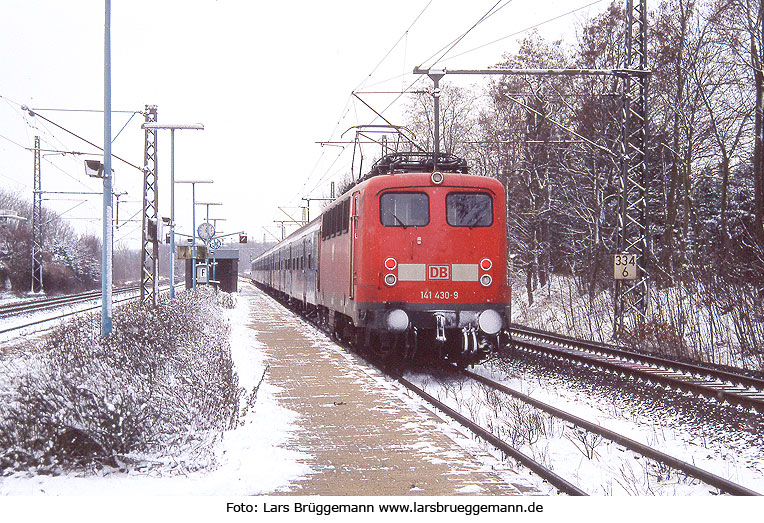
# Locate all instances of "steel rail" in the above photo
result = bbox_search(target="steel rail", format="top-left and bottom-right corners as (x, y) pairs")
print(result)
(253, 282), (760, 495)
(510, 324), (764, 390)
(509, 326), (764, 413)
(463, 368), (761, 496)
(0, 285), (173, 336)
(0, 289), (102, 315)
(0, 286), (140, 317)
(389, 371), (588, 496)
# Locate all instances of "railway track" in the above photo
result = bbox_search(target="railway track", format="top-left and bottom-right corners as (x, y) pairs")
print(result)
(459, 367), (761, 495)
(398, 367), (761, 495)
(0, 284), (173, 336)
(508, 324), (764, 414)
(389, 369), (587, 495)
(0, 286), (139, 318)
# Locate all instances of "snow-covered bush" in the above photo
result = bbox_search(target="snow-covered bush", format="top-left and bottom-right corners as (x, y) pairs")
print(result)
(0, 288), (242, 475)
(216, 291), (236, 310)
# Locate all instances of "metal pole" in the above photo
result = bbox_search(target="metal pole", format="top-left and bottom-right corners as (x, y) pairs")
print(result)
(212, 250), (217, 290)
(192, 183), (196, 290)
(140, 106), (159, 307)
(428, 70), (445, 170)
(102, 0), (113, 336)
(205, 203), (210, 285)
(176, 178), (212, 292)
(170, 129), (176, 300)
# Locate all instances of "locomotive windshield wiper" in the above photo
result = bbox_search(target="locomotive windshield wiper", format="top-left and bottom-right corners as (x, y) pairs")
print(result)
(391, 212), (407, 228)
(468, 216), (484, 229)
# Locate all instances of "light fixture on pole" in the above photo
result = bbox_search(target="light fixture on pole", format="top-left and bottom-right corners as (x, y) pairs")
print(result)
(140, 122), (204, 300)
(177, 180), (213, 290)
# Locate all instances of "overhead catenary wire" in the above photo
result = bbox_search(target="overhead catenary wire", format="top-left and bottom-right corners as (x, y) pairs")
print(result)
(1, 94), (142, 231)
(360, 0), (609, 93)
(353, 0), (434, 93)
(338, 1), (519, 158)
(297, 0), (438, 205)
(23, 108), (143, 172)
(302, 0), (520, 201)
(421, 0), (514, 69)
(443, 0), (608, 65)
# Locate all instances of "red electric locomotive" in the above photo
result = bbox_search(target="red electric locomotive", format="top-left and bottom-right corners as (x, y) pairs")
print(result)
(252, 153), (510, 364)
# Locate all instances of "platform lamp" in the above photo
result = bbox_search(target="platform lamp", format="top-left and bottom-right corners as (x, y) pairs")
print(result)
(176, 179), (213, 290)
(141, 122), (204, 300)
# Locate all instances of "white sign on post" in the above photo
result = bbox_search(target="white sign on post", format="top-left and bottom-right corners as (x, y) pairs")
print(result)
(196, 264), (209, 284)
(614, 253), (637, 280)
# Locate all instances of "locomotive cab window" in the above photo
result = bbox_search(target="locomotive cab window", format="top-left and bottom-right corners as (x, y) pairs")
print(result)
(380, 192), (429, 227)
(446, 192), (493, 227)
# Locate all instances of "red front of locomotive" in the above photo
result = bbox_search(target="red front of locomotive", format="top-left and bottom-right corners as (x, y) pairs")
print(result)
(351, 170), (510, 359)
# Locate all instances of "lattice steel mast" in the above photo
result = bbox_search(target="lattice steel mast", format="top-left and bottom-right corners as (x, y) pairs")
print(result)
(31, 136), (43, 293)
(140, 105), (159, 306)
(614, 0), (649, 333)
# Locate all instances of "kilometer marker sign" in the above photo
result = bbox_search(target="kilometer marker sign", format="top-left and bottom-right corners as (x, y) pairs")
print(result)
(614, 253), (637, 280)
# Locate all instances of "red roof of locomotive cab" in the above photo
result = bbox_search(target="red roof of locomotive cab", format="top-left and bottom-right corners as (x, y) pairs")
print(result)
(350, 152), (503, 196)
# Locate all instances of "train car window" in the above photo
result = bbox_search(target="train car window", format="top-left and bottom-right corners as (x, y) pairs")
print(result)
(320, 199), (351, 239)
(446, 192), (493, 227)
(341, 199), (350, 234)
(323, 208), (335, 240)
(380, 192), (429, 227)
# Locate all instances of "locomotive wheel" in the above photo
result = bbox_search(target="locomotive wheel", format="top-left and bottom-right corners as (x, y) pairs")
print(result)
(348, 325), (365, 354)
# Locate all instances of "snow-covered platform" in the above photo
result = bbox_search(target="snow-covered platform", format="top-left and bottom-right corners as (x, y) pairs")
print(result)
(241, 283), (538, 495)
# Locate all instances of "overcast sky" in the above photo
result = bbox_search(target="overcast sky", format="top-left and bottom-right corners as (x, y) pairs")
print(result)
(0, 0), (609, 248)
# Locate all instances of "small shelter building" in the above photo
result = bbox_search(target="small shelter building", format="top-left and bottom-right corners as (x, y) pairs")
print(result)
(184, 248), (239, 293)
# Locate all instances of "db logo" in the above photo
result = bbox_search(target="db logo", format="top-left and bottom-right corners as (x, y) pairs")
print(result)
(428, 265), (450, 280)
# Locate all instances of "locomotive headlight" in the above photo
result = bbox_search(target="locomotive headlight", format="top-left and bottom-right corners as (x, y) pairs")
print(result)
(480, 258), (493, 271)
(384, 273), (397, 286)
(480, 274), (493, 287)
(385, 309), (409, 331)
(431, 171), (444, 185)
(478, 309), (503, 335)
(384, 257), (397, 270)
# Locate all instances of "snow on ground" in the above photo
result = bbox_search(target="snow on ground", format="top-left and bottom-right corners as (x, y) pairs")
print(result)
(0, 292), (137, 345)
(0, 292), (310, 495)
(405, 356), (764, 496)
(0, 292), (26, 306)
(2, 284), (761, 499)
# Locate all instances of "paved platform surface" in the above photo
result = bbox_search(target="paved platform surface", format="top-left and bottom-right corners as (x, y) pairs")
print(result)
(241, 284), (538, 496)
